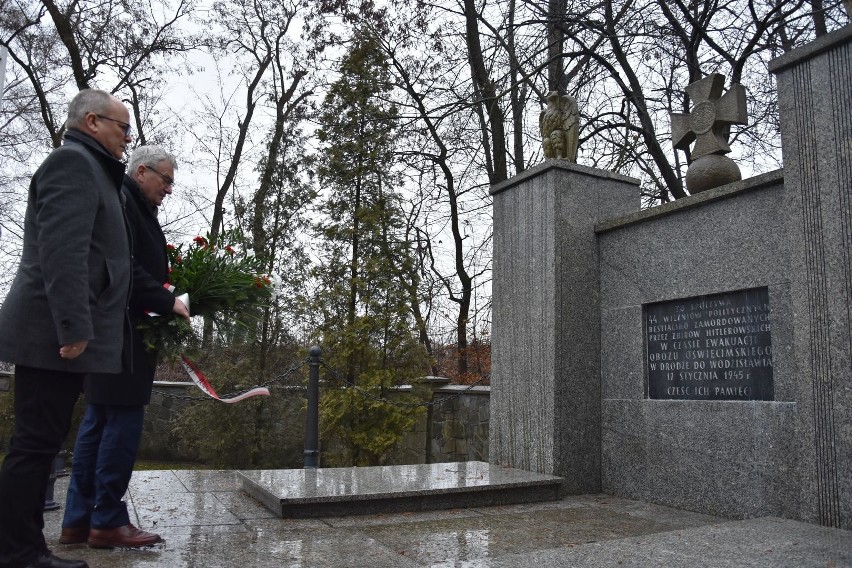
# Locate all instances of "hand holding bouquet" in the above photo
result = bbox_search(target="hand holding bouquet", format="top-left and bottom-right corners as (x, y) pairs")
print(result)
(140, 232), (275, 360)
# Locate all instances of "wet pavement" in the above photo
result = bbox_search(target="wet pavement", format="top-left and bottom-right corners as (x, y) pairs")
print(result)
(43, 469), (852, 567)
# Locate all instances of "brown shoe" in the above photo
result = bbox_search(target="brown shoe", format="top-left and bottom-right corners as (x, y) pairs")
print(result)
(59, 526), (89, 545)
(87, 524), (162, 548)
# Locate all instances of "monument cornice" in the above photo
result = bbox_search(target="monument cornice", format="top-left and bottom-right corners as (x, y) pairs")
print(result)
(594, 168), (784, 234)
(489, 159), (639, 196)
(768, 23), (852, 75)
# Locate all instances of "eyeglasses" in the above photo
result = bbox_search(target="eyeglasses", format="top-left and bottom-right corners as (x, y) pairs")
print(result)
(95, 114), (133, 136)
(145, 165), (175, 187)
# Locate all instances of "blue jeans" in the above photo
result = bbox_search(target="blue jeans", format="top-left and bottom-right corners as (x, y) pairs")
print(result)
(62, 404), (145, 530)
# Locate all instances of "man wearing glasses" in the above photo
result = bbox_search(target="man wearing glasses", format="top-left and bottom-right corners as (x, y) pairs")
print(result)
(0, 89), (132, 568)
(60, 146), (188, 550)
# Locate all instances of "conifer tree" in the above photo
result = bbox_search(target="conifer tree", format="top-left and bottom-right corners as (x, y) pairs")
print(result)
(311, 22), (429, 465)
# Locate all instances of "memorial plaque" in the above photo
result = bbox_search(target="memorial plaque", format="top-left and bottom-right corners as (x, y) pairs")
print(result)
(645, 288), (773, 400)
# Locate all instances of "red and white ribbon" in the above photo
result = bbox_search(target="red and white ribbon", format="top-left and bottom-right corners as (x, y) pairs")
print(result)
(146, 284), (268, 403)
(180, 355), (270, 403)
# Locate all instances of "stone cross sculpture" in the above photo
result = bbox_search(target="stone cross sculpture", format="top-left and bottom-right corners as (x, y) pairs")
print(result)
(540, 91), (579, 162)
(671, 74), (748, 193)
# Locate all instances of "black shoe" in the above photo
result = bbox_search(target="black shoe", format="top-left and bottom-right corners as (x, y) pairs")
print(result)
(25, 552), (88, 568)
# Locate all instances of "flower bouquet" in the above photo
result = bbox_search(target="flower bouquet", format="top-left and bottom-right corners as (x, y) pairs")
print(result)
(138, 232), (274, 361)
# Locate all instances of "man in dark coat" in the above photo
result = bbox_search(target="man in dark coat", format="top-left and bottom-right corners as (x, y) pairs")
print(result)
(59, 146), (189, 549)
(0, 89), (132, 568)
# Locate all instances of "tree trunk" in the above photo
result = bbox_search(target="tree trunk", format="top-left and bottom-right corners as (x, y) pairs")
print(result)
(463, 0), (508, 184)
(508, 0), (526, 173)
(547, 0), (567, 92)
(347, 167), (362, 385)
(41, 0), (90, 90)
(605, 2), (686, 199)
(810, 0), (827, 36)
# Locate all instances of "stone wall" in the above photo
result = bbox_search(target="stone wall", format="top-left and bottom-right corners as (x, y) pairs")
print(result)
(429, 386), (490, 463)
(489, 149), (827, 523)
(138, 377), (490, 465)
(0, 369), (491, 467)
(596, 171), (799, 520)
(488, 154), (832, 523)
(386, 378), (491, 465)
(139, 382), (206, 461)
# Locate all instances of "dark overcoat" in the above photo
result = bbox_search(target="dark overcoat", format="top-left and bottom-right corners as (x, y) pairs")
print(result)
(85, 175), (175, 406)
(0, 130), (130, 373)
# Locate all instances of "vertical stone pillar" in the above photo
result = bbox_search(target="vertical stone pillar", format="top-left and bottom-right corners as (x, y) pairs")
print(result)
(770, 25), (852, 529)
(489, 161), (638, 493)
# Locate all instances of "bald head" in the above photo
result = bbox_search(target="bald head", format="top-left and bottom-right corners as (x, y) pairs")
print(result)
(67, 89), (132, 160)
(67, 90), (117, 129)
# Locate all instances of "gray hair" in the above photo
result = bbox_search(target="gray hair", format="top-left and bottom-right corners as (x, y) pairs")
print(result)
(67, 89), (115, 128)
(128, 145), (178, 173)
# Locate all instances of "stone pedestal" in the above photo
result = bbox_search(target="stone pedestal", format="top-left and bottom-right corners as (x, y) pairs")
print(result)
(770, 24), (852, 529)
(489, 161), (638, 492)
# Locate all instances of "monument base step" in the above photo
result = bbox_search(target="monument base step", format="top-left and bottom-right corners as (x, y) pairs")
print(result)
(239, 461), (563, 518)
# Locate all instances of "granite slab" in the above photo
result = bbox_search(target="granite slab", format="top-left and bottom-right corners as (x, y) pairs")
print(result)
(239, 461), (563, 518)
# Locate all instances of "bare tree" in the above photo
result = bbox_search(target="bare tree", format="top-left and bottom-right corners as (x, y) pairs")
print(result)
(375, 19), (492, 378)
(504, 0), (847, 203)
(2, 0), (197, 145)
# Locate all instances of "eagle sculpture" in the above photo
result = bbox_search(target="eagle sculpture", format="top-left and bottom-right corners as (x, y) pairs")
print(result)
(540, 91), (579, 162)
